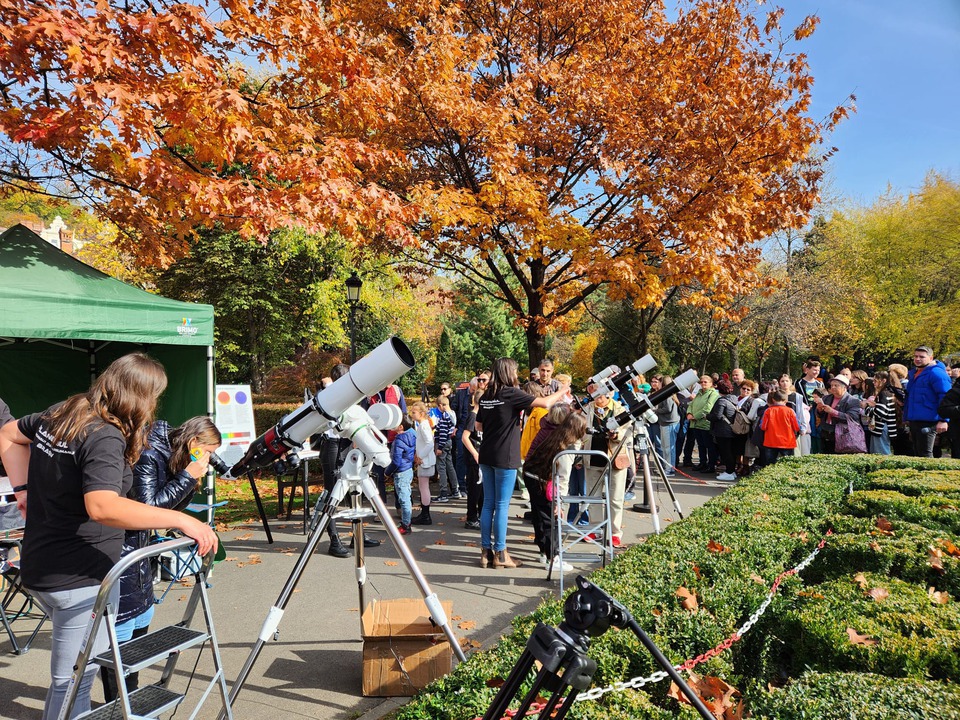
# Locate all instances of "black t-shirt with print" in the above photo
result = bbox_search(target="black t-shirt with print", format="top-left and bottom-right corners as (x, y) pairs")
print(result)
(18, 411), (133, 592)
(477, 387), (534, 469)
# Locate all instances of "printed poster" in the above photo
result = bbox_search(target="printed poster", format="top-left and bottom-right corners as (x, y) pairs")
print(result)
(215, 384), (256, 467)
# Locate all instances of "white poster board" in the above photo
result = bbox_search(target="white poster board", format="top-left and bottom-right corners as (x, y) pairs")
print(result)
(215, 384), (256, 467)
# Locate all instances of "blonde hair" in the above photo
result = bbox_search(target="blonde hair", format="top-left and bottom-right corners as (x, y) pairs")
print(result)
(48, 353), (167, 464)
(555, 373), (571, 385)
(436, 395), (451, 409)
(410, 401), (428, 416)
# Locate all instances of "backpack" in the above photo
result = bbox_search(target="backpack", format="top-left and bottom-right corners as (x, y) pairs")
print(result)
(731, 408), (752, 436)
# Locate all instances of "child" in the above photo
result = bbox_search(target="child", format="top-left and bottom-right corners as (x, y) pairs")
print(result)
(760, 390), (800, 465)
(409, 402), (436, 525)
(385, 415), (417, 534)
(433, 395), (458, 500)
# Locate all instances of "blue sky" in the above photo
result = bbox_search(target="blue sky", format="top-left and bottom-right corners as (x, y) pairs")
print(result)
(782, 1), (960, 204)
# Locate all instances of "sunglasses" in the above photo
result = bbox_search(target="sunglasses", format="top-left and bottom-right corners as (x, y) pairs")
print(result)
(478, 378), (489, 383)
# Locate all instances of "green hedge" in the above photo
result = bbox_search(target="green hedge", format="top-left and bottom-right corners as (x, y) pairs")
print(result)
(395, 455), (960, 719)
(252, 403), (299, 436)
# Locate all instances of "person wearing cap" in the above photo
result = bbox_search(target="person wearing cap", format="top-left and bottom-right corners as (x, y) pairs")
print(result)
(904, 345), (952, 457)
(813, 374), (863, 454)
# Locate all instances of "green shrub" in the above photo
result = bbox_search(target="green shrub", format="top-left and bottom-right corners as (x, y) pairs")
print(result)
(252, 402), (299, 435)
(745, 670), (960, 720)
(786, 573), (960, 679)
(395, 456), (960, 719)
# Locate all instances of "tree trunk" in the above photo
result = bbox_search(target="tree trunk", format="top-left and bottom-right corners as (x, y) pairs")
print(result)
(729, 342), (740, 372)
(526, 323), (545, 372)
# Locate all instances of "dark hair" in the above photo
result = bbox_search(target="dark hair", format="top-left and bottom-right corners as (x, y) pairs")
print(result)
(760, 381), (778, 395)
(523, 380), (549, 398)
(716, 379), (734, 395)
(524, 412), (588, 482)
(770, 390), (788, 403)
(168, 417), (222, 476)
(47, 353), (167, 464)
(330, 363), (350, 382)
(486, 358), (519, 398)
(398, 414), (414, 431)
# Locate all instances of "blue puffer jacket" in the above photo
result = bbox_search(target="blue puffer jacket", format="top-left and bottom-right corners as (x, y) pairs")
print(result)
(118, 421), (199, 623)
(905, 361), (952, 423)
(386, 428), (416, 475)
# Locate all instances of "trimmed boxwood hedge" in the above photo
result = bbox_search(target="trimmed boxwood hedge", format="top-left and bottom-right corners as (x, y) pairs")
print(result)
(394, 455), (960, 719)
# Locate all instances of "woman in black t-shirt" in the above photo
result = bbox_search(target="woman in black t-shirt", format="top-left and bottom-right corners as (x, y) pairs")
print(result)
(0, 353), (218, 720)
(476, 358), (568, 569)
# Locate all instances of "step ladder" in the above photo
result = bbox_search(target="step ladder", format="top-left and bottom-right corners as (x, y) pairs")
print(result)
(548, 449), (615, 595)
(58, 537), (233, 720)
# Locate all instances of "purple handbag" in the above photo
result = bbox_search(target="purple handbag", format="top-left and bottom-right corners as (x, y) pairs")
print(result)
(835, 417), (867, 454)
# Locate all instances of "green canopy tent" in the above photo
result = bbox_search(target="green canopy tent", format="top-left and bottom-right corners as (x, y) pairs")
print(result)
(0, 223), (215, 425)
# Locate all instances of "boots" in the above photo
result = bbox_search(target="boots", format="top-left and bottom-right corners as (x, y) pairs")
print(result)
(411, 506), (433, 526)
(479, 548), (494, 568)
(327, 525), (350, 558)
(492, 548), (522, 568)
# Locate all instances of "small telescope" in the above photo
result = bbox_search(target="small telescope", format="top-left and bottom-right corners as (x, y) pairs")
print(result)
(227, 337), (415, 478)
(587, 356), (698, 431)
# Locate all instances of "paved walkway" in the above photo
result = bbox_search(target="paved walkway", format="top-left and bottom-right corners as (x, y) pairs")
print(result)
(0, 470), (728, 719)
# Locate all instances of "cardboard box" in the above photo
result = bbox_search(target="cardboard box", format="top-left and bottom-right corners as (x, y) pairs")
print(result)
(361, 598), (454, 696)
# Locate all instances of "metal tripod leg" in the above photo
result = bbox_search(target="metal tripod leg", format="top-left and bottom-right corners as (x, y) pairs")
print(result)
(223, 456), (465, 718)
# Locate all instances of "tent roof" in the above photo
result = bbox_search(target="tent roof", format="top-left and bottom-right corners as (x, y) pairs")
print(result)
(0, 224), (213, 346)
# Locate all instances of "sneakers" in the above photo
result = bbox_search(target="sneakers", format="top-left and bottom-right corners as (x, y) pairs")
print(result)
(624, 491), (636, 501)
(454, 491), (467, 500)
(575, 518), (591, 527)
(717, 472), (737, 481)
(433, 494), (450, 503)
(398, 524), (413, 535)
(546, 556), (574, 573)
(464, 519), (480, 530)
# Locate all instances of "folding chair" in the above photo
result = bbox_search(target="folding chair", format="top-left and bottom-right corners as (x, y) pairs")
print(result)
(0, 533), (47, 654)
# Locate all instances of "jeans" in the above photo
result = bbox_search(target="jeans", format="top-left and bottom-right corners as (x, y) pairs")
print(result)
(692, 427), (718, 469)
(394, 468), (413, 525)
(436, 446), (456, 495)
(454, 429), (468, 492)
(870, 425), (892, 455)
(479, 465), (517, 552)
(910, 421), (937, 458)
(566, 460), (588, 523)
(34, 583), (120, 720)
(649, 423), (662, 457)
(659, 422), (679, 473)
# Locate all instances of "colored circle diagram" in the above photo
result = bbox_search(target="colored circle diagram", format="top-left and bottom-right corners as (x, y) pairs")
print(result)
(217, 390), (249, 404)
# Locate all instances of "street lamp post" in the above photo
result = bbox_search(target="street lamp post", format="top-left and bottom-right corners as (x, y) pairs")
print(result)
(345, 272), (362, 363)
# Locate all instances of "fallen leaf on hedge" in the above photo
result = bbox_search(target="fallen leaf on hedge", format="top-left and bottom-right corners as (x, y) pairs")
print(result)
(754, 512), (764, 520)
(692, 563), (702, 579)
(676, 586), (699, 611)
(651, 607), (662, 616)
(668, 672), (741, 719)
(846, 628), (877, 646)
(486, 677), (505, 688)
(723, 507), (732, 514)
(458, 620), (477, 630)
(941, 539), (960, 558)
(762, 494), (770, 501)
(707, 540), (730, 554)
(929, 546), (945, 573)
(434, 539), (447, 546)
(929, 587), (950, 604)
(867, 587), (889, 602)
(869, 541), (881, 552)
(853, 573), (869, 589)
(797, 591), (825, 599)
(749, 574), (765, 585)
(875, 517), (894, 535)
(384, 560), (398, 566)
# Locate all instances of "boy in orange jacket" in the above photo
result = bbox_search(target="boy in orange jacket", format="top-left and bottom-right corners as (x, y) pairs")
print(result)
(760, 391), (800, 465)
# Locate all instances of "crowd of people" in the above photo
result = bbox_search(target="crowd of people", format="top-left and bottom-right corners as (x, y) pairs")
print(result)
(2, 345), (958, 718)
(347, 346), (960, 576)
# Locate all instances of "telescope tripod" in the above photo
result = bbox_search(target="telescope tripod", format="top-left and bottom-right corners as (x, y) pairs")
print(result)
(482, 575), (713, 720)
(223, 448), (466, 716)
(620, 421), (684, 534)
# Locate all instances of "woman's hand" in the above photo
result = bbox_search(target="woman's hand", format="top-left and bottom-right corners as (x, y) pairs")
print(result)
(178, 515), (218, 556)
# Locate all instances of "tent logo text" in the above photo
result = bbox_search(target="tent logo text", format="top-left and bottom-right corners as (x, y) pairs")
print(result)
(177, 318), (198, 336)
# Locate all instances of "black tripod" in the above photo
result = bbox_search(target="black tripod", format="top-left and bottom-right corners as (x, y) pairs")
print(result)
(482, 576), (713, 720)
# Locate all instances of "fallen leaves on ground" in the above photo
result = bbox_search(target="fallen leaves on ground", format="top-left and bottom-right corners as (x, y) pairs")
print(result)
(234, 533), (253, 541)
(464, 541), (478, 547)
(458, 620), (477, 630)
(434, 539), (447, 546)
(384, 560), (398, 566)
(275, 547), (297, 555)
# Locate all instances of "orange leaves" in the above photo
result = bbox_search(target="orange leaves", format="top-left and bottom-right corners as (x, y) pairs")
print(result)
(846, 628), (877, 647)
(669, 673), (742, 720)
(676, 586), (699, 612)
(707, 540), (731, 554)
(929, 587), (950, 605)
(854, 573), (889, 602)
(875, 517), (894, 535)
(928, 546), (945, 574)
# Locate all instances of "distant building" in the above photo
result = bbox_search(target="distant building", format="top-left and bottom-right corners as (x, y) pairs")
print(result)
(0, 215), (78, 254)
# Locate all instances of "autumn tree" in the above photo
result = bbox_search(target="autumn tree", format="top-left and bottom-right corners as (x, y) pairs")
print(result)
(353, 0), (849, 367)
(0, 0), (417, 262)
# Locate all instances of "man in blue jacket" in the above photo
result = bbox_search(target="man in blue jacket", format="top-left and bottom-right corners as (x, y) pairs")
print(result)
(904, 345), (952, 457)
